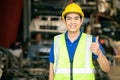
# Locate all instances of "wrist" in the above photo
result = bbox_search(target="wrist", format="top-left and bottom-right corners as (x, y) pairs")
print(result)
(97, 49), (102, 57)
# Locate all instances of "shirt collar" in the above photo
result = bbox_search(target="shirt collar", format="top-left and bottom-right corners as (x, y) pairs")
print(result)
(65, 30), (83, 42)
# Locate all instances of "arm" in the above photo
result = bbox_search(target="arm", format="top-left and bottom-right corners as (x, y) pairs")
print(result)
(90, 36), (110, 73)
(49, 63), (54, 80)
(97, 50), (110, 73)
(49, 42), (54, 80)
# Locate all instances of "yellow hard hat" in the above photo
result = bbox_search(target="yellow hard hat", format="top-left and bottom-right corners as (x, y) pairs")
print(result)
(62, 3), (84, 19)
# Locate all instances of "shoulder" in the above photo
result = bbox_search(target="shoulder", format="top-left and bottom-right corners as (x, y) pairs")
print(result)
(54, 33), (65, 39)
(82, 32), (93, 39)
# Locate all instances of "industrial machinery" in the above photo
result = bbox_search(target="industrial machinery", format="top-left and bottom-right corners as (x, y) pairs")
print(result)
(29, 16), (67, 33)
(0, 46), (49, 80)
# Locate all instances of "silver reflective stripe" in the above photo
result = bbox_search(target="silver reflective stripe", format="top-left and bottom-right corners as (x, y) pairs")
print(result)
(56, 68), (94, 74)
(54, 35), (60, 73)
(85, 35), (91, 68)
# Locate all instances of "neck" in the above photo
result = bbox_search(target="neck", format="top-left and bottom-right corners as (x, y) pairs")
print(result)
(68, 31), (80, 43)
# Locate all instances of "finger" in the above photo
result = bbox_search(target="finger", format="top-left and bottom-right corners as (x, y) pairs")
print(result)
(96, 36), (99, 43)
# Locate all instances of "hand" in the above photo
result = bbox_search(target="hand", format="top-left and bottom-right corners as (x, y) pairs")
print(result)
(90, 36), (101, 56)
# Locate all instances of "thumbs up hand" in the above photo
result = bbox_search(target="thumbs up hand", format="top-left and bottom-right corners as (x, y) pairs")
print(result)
(90, 36), (101, 56)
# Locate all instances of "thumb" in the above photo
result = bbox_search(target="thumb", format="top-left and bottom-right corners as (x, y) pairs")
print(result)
(96, 36), (99, 43)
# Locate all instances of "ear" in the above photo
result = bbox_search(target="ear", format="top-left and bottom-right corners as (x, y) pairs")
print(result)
(81, 18), (84, 24)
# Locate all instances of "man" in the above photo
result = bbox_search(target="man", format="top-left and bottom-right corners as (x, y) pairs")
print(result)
(49, 3), (110, 80)
(28, 32), (42, 60)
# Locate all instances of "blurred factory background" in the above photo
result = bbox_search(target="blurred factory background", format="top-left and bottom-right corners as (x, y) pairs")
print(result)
(0, 0), (120, 80)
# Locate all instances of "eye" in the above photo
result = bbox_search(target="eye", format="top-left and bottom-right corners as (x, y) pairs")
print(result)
(66, 17), (71, 20)
(74, 17), (80, 20)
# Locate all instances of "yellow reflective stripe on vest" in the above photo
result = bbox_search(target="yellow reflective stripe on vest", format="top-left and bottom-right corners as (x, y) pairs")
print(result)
(55, 68), (94, 74)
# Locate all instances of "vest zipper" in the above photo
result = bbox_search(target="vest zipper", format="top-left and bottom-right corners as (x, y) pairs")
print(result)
(70, 61), (73, 80)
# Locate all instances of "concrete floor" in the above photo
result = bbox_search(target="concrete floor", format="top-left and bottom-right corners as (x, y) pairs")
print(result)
(108, 61), (120, 80)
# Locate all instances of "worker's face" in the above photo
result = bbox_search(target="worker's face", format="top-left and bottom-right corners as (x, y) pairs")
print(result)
(63, 13), (83, 33)
(36, 33), (41, 41)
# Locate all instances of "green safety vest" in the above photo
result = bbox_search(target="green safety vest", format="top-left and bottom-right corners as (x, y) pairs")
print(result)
(54, 33), (95, 80)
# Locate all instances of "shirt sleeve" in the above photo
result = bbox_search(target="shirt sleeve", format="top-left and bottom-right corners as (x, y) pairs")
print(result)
(49, 42), (54, 63)
(92, 36), (105, 60)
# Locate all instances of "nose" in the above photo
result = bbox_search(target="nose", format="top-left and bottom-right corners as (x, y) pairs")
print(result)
(71, 18), (75, 24)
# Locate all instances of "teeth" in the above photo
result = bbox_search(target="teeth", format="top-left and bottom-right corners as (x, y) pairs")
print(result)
(71, 26), (75, 29)
(70, 25), (76, 29)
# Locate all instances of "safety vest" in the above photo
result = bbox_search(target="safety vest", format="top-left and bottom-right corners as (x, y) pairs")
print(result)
(54, 33), (95, 80)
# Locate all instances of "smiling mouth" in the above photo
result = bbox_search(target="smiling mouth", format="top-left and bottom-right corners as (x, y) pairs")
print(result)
(69, 25), (77, 29)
